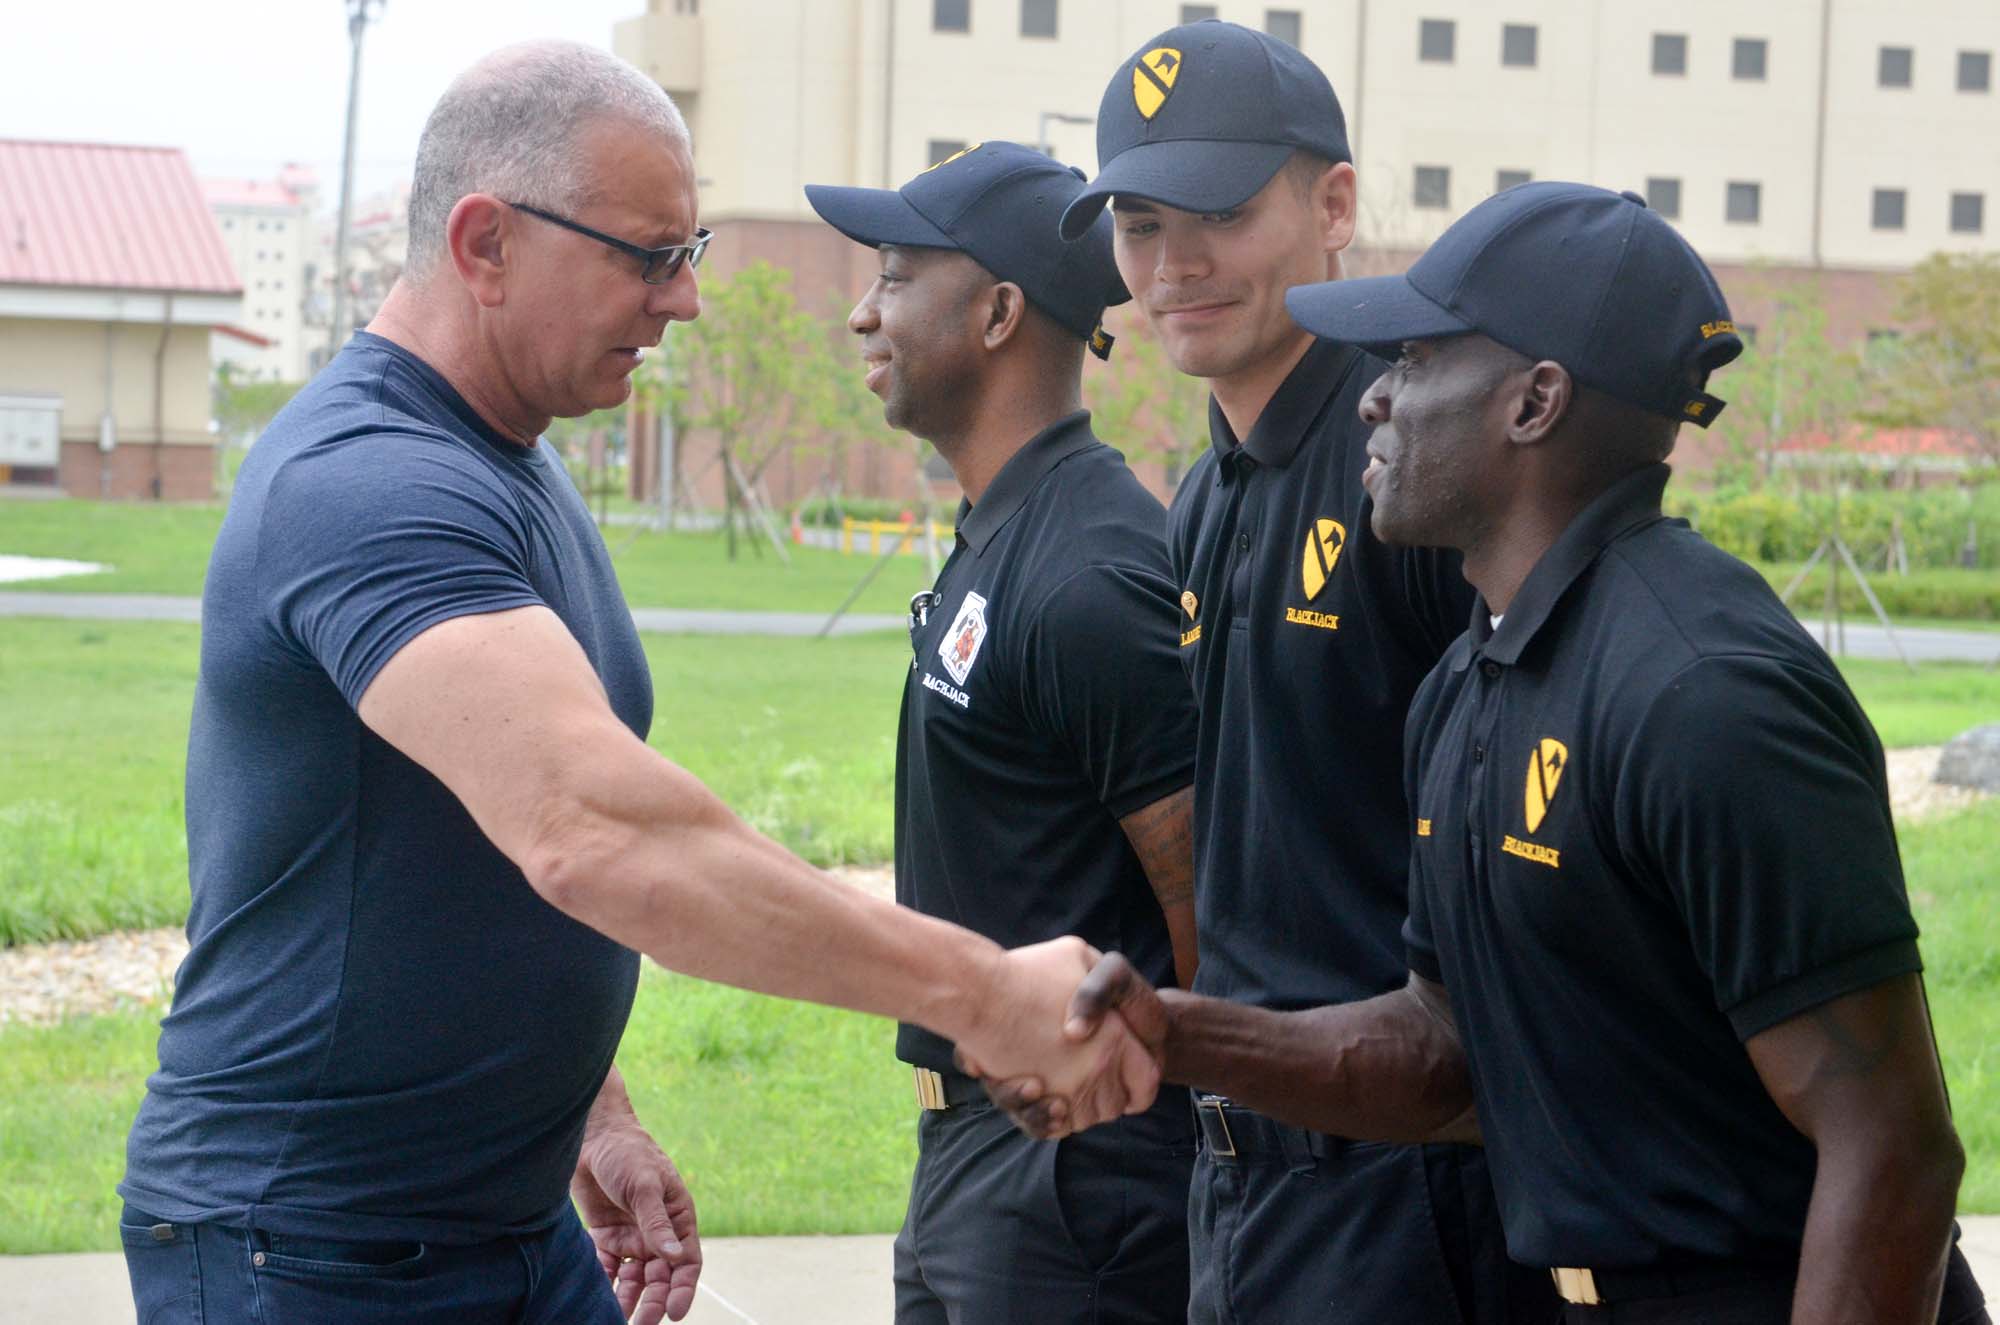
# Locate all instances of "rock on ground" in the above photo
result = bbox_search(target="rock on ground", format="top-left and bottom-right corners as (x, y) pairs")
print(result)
(1937, 723), (2000, 794)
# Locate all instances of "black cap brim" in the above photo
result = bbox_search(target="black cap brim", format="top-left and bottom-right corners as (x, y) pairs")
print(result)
(1059, 140), (1294, 240)
(804, 184), (955, 251)
(1284, 275), (1477, 358)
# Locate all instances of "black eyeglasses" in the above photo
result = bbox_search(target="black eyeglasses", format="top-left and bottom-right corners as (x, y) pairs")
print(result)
(505, 201), (713, 283)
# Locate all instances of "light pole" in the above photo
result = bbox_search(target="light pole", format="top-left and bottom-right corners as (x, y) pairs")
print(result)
(330, 0), (387, 357)
(1036, 110), (1094, 158)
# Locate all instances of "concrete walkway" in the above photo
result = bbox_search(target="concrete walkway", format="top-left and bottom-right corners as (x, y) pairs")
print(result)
(8, 590), (1997, 658)
(0, 1234), (895, 1324)
(0, 592), (903, 638)
(8, 1223), (1998, 1323)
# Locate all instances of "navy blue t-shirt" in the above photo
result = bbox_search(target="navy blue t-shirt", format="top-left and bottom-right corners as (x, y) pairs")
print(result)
(120, 331), (652, 1243)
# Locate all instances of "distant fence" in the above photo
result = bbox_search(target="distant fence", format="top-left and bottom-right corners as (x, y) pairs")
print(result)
(838, 517), (953, 555)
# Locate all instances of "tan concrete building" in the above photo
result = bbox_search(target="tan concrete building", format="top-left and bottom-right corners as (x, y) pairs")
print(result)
(613, 0), (1999, 500)
(618, 0), (1997, 265)
(206, 169), (320, 382)
(205, 167), (322, 383)
(0, 140), (243, 501)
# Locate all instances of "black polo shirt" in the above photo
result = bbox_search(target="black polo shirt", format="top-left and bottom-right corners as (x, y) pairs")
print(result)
(895, 411), (1197, 1072)
(1404, 463), (1923, 1271)
(1170, 337), (1471, 1011)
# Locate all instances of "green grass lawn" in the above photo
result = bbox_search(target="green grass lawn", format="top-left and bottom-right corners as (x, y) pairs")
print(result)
(0, 966), (916, 1253)
(6, 803), (1994, 1253)
(2, 618), (1994, 945)
(0, 498), (932, 616)
(0, 501), (226, 596)
(0, 618), (906, 945)
(0, 595), (1996, 1250)
(1839, 659), (2000, 748)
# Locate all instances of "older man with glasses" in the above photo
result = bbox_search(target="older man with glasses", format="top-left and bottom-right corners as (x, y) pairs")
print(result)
(116, 41), (1158, 1325)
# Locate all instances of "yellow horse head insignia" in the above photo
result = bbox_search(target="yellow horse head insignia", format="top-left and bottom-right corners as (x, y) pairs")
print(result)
(921, 141), (983, 174)
(1133, 48), (1182, 120)
(1300, 518), (1346, 602)
(1524, 738), (1569, 834)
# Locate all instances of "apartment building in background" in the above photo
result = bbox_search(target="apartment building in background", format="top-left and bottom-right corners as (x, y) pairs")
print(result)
(204, 165), (322, 382)
(614, 0), (1999, 501)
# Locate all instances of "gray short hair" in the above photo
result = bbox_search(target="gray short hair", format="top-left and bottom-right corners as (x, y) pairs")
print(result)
(405, 40), (689, 281)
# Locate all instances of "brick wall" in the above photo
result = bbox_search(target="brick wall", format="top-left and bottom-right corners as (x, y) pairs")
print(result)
(59, 441), (216, 501)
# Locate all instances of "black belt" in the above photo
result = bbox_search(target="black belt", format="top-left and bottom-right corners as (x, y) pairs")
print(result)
(1192, 1095), (1332, 1165)
(1550, 1261), (1795, 1305)
(912, 1065), (987, 1111)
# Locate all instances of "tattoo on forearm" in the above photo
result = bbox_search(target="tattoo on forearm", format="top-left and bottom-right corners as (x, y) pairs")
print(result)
(1122, 786), (1195, 906)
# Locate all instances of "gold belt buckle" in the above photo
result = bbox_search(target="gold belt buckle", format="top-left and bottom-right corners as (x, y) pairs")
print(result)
(914, 1067), (951, 1111)
(1198, 1097), (1237, 1158)
(1551, 1268), (1602, 1305)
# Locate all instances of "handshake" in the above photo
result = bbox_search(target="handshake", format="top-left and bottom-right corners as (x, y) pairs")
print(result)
(951, 938), (1175, 1139)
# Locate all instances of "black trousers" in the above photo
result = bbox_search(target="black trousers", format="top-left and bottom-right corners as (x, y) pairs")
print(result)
(893, 1088), (1195, 1324)
(1188, 1120), (1558, 1324)
(1558, 1243), (1989, 1324)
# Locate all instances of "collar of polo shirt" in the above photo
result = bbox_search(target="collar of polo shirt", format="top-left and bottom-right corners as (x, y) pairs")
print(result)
(1207, 340), (1363, 474)
(1458, 464), (1674, 672)
(955, 412), (1099, 556)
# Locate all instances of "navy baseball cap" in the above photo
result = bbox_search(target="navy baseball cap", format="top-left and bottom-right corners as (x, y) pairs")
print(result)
(1284, 182), (1745, 427)
(1060, 20), (1351, 241)
(805, 141), (1128, 356)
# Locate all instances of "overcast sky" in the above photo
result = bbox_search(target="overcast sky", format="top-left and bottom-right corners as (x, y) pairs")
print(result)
(5, 0), (639, 206)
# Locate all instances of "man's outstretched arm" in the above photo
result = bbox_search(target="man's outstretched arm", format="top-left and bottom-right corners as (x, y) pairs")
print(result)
(968, 952), (1476, 1143)
(357, 605), (1154, 1120)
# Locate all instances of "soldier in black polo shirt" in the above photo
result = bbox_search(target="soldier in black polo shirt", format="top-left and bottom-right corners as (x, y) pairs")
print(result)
(1025, 184), (1989, 1324)
(806, 142), (1200, 1323)
(1048, 20), (1550, 1324)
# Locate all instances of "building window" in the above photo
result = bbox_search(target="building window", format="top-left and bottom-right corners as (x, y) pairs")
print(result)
(1265, 9), (1302, 46)
(1959, 50), (1991, 92)
(1951, 191), (1985, 234)
(1726, 181), (1761, 224)
(1652, 32), (1687, 75)
(1646, 176), (1682, 219)
(1181, 3), (1217, 20)
(674, 0), (699, 12)
(1020, 0), (1056, 37)
(1414, 166), (1451, 209)
(1419, 18), (1455, 63)
(1502, 24), (1537, 68)
(1496, 169), (1532, 193)
(222, 217), (234, 229)
(1732, 37), (1767, 81)
(927, 138), (968, 166)
(1879, 46), (1913, 88)
(933, 0), (969, 33)
(1872, 188), (1906, 230)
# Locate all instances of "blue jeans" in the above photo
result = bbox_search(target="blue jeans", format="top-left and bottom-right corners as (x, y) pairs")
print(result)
(120, 1202), (625, 1324)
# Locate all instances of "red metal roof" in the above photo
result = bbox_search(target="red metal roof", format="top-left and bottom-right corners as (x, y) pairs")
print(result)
(1779, 426), (1983, 458)
(212, 323), (276, 348)
(0, 139), (241, 294)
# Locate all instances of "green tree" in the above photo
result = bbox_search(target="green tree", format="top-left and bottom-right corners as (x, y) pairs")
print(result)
(212, 364), (304, 444)
(1864, 252), (2000, 465)
(1706, 278), (1861, 485)
(639, 262), (852, 558)
(1083, 328), (1209, 486)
